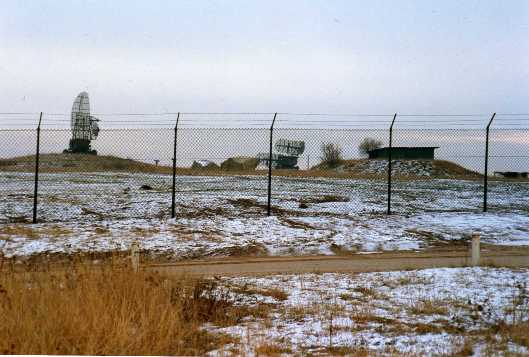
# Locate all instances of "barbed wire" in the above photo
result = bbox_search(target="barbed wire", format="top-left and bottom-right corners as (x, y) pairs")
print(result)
(0, 111), (526, 116)
(1, 112), (529, 129)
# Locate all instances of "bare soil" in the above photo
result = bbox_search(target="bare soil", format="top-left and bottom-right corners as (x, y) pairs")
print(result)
(146, 245), (529, 277)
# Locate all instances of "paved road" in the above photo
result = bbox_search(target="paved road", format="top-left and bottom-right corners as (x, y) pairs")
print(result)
(145, 247), (529, 277)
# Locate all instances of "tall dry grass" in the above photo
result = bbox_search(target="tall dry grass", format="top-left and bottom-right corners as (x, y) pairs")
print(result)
(0, 262), (256, 355)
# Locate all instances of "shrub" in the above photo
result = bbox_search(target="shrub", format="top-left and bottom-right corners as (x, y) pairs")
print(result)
(358, 138), (383, 157)
(320, 143), (343, 168)
(220, 157), (259, 171)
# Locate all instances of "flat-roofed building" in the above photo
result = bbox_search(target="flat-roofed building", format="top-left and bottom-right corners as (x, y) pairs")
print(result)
(368, 147), (439, 160)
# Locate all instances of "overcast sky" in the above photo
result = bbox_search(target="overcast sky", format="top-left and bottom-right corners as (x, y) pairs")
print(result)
(0, 0), (528, 115)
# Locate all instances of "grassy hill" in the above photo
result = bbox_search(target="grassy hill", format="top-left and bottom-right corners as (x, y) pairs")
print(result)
(312, 159), (482, 179)
(0, 154), (171, 174)
(0, 154), (263, 176)
(0, 154), (487, 180)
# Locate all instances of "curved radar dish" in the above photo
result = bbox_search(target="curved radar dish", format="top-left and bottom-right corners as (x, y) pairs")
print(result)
(256, 138), (305, 170)
(64, 92), (100, 155)
(274, 139), (305, 157)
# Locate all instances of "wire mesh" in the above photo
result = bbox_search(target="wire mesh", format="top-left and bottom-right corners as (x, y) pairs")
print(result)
(392, 115), (488, 214)
(0, 112), (528, 224)
(488, 114), (529, 213)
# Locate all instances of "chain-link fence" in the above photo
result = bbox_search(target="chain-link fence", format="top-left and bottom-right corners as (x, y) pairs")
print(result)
(0, 112), (528, 224)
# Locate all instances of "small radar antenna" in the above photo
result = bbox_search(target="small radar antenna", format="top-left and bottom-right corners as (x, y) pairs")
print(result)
(257, 139), (305, 169)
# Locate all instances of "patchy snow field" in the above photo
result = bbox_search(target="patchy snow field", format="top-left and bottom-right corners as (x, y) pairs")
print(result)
(211, 267), (529, 356)
(1, 172), (528, 258)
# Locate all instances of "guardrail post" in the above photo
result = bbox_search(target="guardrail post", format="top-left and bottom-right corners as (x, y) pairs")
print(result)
(32, 112), (42, 224)
(130, 241), (140, 272)
(267, 113), (277, 216)
(387, 113), (397, 215)
(483, 112), (496, 212)
(171, 112), (180, 218)
(471, 232), (480, 266)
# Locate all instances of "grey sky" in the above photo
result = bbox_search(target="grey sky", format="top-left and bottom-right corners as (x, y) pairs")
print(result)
(1, 0), (528, 114)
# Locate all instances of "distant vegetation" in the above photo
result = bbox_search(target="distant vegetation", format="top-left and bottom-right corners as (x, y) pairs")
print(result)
(191, 160), (219, 170)
(220, 157), (259, 171)
(358, 137), (383, 156)
(319, 142), (344, 169)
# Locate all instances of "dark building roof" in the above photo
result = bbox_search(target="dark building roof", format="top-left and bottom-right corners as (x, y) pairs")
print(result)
(494, 171), (528, 178)
(368, 146), (439, 160)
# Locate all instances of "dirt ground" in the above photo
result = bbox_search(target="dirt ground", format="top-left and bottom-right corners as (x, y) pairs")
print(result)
(146, 245), (529, 276)
(3, 244), (529, 277)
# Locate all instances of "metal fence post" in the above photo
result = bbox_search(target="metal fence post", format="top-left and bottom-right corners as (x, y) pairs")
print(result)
(32, 112), (42, 224)
(387, 113), (397, 215)
(267, 113), (277, 216)
(171, 112), (180, 218)
(483, 112), (496, 212)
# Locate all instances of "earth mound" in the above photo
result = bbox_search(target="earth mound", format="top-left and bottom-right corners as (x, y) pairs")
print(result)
(0, 154), (167, 173)
(317, 159), (480, 178)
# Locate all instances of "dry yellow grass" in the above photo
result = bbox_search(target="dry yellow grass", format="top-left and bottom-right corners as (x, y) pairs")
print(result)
(409, 299), (449, 316)
(329, 244), (358, 256)
(0, 225), (73, 241)
(132, 226), (161, 237)
(485, 320), (529, 351)
(254, 342), (292, 356)
(0, 225), (39, 239)
(0, 262), (268, 355)
(230, 284), (289, 301)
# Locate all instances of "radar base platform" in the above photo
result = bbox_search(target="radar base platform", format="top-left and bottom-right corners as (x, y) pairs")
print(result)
(63, 138), (97, 155)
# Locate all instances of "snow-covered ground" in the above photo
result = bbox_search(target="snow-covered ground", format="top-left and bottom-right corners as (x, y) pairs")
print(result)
(1, 172), (528, 258)
(210, 267), (529, 355)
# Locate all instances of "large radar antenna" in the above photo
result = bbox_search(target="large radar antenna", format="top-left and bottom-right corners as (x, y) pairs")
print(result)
(64, 92), (100, 155)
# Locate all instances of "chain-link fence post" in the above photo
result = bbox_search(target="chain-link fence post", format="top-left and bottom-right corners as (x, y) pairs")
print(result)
(387, 113), (397, 215)
(32, 112), (42, 224)
(267, 113), (277, 216)
(171, 112), (180, 218)
(483, 112), (496, 212)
